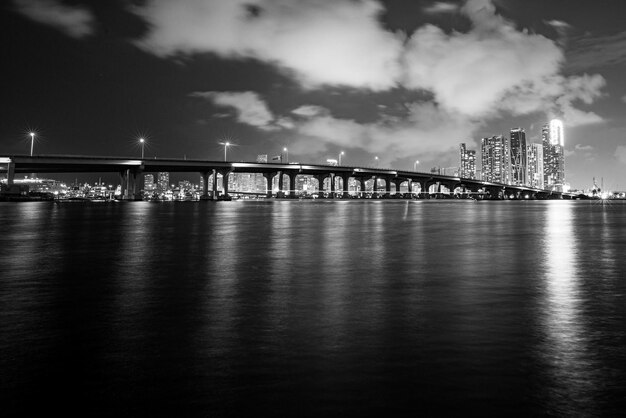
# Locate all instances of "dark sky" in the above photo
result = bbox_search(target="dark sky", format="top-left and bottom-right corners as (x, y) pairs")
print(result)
(3, 0), (626, 189)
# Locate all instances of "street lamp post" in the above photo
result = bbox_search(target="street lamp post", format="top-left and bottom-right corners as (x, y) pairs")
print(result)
(283, 147), (288, 163)
(29, 132), (35, 156)
(219, 141), (231, 161)
(414, 160), (420, 171)
(374, 156), (379, 167)
(139, 138), (145, 159)
(339, 151), (344, 165)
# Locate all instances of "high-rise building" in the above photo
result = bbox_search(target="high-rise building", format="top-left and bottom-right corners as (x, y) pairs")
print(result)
(459, 143), (477, 179)
(542, 119), (565, 191)
(527, 143), (544, 189)
(481, 135), (510, 184)
(509, 128), (527, 186)
(144, 174), (155, 191)
(157, 172), (170, 193)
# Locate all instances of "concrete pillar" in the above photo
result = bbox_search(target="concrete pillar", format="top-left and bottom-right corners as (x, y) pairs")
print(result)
(202, 172), (210, 198)
(383, 176), (392, 198)
(371, 176), (378, 198)
(212, 168), (219, 200)
(315, 174), (326, 198)
(392, 179), (403, 196)
(132, 169), (144, 200)
(221, 171), (231, 199)
(329, 173), (336, 198)
(277, 171), (285, 198)
(406, 179), (412, 197)
(288, 172), (298, 198)
(6, 161), (15, 186)
(264, 172), (276, 198)
(358, 177), (367, 197)
(341, 174), (350, 198)
(119, 170), (127, 199)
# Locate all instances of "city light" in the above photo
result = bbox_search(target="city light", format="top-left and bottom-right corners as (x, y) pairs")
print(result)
(218, 141), (231, 161)
(283, 147), (288, 163)
(29, 132), (35, 156)
(139, 138), (145, 159)
(414, 160), (420, 171)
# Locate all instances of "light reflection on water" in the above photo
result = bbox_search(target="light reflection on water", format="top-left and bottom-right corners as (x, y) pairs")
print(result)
(1, 200), (625, 416)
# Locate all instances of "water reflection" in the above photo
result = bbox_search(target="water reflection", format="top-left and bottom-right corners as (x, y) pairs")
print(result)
(540, 201), (598, 415)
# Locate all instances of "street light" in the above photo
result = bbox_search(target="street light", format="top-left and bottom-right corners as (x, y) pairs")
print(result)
(29, 132), (35, 156)
(414, 160), (420, 171)
(283, 147), (288, 163)
(139, 138), (145, 159)
(374, 156), (379, 167)
(339, 151), (344, 165)
(218, 141), (231, 161)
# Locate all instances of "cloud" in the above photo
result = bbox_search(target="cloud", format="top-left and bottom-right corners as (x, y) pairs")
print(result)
(291, 105), (327, 117)
(575, 144), (593, 151)
(13, 0), (95, 38)
(615, 146), (626, 165)
(622, 95), (626, 103)
(545, 19), (572, 30)
(133, 0), (404, 90)
(566, 31), (626, 71)
(423, 2), (460, 14)
(190, 91), (276, 130)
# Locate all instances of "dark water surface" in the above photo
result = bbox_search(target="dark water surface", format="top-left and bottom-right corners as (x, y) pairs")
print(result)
(1, 200), (625, 416)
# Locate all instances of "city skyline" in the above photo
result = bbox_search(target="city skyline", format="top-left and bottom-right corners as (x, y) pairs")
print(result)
(3, 0), (626, 190)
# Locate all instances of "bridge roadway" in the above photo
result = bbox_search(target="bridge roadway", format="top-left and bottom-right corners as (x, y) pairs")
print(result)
(0, 155), (576, 200)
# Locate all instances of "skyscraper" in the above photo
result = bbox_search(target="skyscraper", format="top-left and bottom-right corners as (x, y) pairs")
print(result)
(481, 135), (510, 184)
(527, 143), (544, 189)
(509, 128), (527, 186)
(144, 174), (155, 191)
(157, 172), (170, 193)
(459, 143), (477, 179)
(542, 119), (565, 191)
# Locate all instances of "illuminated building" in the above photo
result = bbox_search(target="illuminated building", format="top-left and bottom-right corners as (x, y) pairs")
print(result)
(509, 128), (527, 186)
(542, 119), (565, 191)
(527, 143), (544, 189)
(459, 143), (476, 179)
(157, 172), (170, 193)
(481, 135), (510, 184)
(144, 174), (155, 191)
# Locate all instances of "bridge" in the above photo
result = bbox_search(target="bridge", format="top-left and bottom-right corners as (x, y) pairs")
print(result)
(0, 155), (577, 200)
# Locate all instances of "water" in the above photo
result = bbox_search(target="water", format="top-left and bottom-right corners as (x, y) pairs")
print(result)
(1, 200), (625, 416)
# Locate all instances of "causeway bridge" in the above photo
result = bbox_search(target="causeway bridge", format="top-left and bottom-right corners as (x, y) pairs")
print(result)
(0, 155), (577, 200)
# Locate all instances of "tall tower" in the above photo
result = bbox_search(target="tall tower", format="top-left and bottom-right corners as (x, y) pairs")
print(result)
(157, 172), (170, 193)
(527, 143), (544, 189)
(542, 119), (565, 191)
(459, 143), (477, 179)
(481, 135), (510, 184)
(509, 128), (527, 186)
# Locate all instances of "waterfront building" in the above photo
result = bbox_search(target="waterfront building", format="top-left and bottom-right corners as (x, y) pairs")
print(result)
(542, 119), (565, 191)
(459, 143), (477, 179)
(157, 172), (170, 193)
(481, 135), (510, 184)
(144, 174), (155, 191)
(527, 143), (544, 189)
(510, 128), (527, 186)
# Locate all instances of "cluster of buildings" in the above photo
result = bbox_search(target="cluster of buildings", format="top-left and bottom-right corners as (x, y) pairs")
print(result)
(459, 119), (567, 191)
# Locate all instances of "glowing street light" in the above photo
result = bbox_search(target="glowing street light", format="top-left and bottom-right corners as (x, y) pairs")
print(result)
(338, 151), (344, 165)
(29, 132), (35, 156)
(283, 147), (289, 163)
(139, 138), (145, 159)
(218, 141), (231, 161)
(374, 156), (379, 167)
(414, 160), (420, 171)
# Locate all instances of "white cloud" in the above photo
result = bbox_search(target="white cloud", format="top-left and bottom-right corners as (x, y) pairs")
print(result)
(133, 0), (404, 90)
(423, 2), (459, 14)
(291, 105), (327, 117)
(575, 144), (593, 151)
(191, 91), (276, 129)
(545, 19), (572, 29)
(13, 0), (95, 38)
(616, 146), (626, 164)
(622, 95), (626, 103)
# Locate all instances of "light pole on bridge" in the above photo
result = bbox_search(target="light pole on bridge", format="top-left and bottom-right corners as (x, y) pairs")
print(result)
(139, 138), (145, 159)
(414, 160), (420, 171)
(219, 141), (231, 161)
(29, 132), (35, 156)
(338, 151), (344, 165)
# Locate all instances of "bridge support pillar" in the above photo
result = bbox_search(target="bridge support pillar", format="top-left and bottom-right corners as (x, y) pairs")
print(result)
(315, 175), (326, 198)
(383, 176), (392, 198)
(392, 178), (403, 197)
(371, 176), (379, 198)
(288, 172), (298, 198)
(212, 169), (219, 200)
(220, 170), (232, 200)
(341, 174), (350, 198)
(263, 172), (276, 198)
(358, 177), (367, 198)
(119, 170), (127, 199)
(201, 172), (210, 200)
(6, 161), (15, 186)
(132, 168), (144, 200)
(329, 174), (336, 198)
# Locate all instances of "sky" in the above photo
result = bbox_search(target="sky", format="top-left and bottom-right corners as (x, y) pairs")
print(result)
(2, 0), (626, 189)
